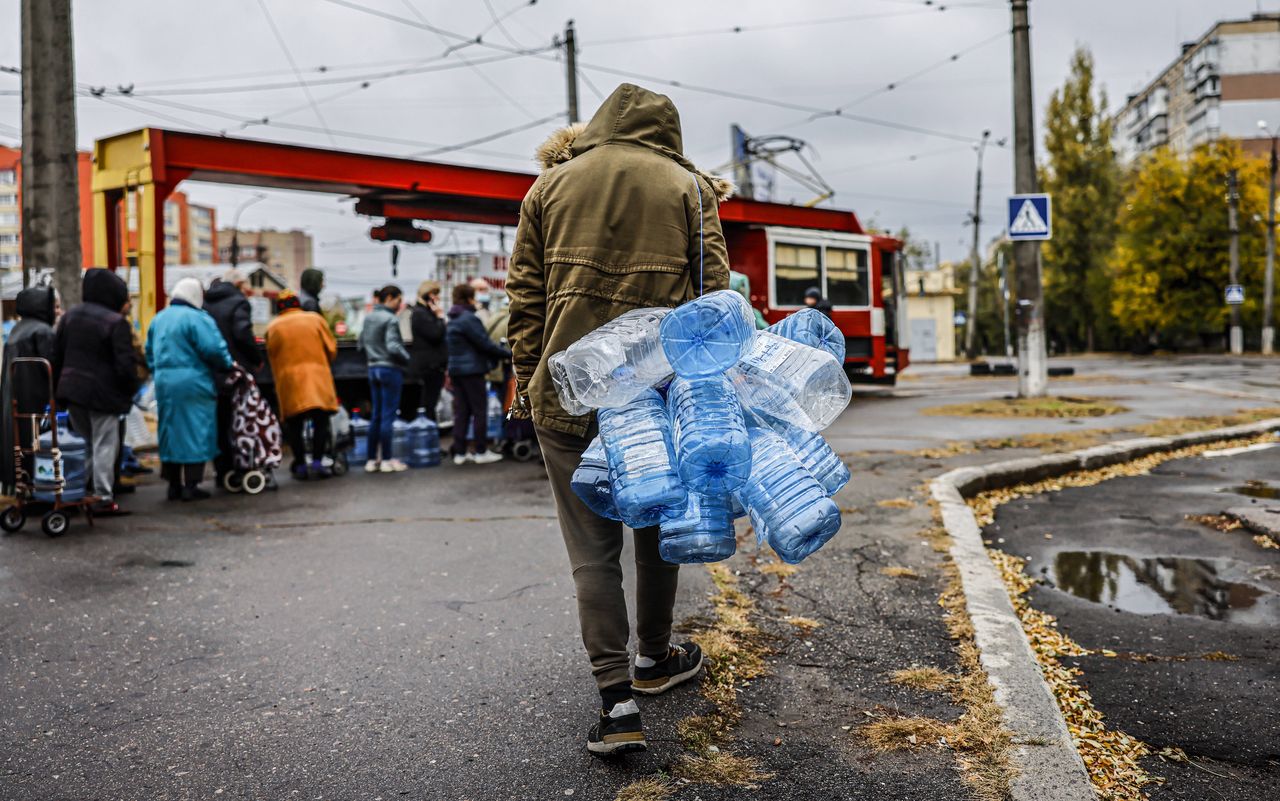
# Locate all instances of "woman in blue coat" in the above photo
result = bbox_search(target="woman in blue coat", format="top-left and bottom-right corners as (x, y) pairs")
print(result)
(145, 278), (233, 501)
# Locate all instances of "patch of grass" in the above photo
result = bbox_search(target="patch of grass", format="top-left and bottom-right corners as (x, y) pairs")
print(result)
(891, 666), (955, 692)
(615, 777), (675, 801)
(672, 752), (772, 785)
(880, 566), (920, 579)
(923, 395), (1128, 419)
(862, 715), (951, 750)
(757, 561), (799, 578)
(781, 615), (822, 634)
(877, 497), (917, 509)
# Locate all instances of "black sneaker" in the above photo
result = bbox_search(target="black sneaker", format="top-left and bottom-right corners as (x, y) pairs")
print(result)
(632, 642), (704, 695)
(586, 699), (646, 757)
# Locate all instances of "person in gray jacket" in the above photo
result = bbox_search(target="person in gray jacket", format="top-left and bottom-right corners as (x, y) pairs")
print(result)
(357, 285), (411, 472)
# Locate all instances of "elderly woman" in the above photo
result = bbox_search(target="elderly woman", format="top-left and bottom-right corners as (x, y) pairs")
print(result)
(145, 278), (233, 501)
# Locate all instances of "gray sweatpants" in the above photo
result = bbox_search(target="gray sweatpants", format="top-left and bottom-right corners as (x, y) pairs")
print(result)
(536, 423), (680, 690)
(67, 405), (119, 502)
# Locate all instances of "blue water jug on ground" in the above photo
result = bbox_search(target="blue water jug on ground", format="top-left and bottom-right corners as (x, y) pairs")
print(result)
(769, 307), (846, 363)
(34, 412), (87, 502)
(391, 414), (411, 462)
(764, 414), (851, 497)
(486, 389), (504, 442)
(349, 411), (369, 463)
(571, 437), (622, 521)
(668, 375), (752, 494)
(407, 409), (442, 468)
(598, 388), (687, 528)
(658, 491), (736, 564)
(735, 426), (841, 564)
(659, 290), (757, 378)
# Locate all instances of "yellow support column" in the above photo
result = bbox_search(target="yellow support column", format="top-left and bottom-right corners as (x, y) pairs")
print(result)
(136, 184), (159, 334)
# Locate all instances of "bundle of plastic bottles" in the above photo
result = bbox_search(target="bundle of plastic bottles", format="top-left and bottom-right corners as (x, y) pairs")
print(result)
(559, 290), (853, 566)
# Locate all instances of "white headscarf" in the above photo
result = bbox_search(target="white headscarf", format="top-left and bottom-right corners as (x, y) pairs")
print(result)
(170, 277), (205, 309)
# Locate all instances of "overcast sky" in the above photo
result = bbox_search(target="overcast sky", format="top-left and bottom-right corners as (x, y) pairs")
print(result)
(0, 0), (1275, 294)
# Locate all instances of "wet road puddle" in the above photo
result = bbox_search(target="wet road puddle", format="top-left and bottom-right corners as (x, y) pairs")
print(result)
(1222, 480), (1280, 500)
(1050, 550), (1276, 623)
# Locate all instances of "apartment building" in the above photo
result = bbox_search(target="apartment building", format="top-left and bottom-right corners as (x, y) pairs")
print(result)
(1116, 14), (1280, 161)
(217, 228), (313, 286)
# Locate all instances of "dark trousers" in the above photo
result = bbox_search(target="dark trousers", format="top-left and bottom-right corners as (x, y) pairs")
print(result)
(367, 366), (403, 461)
(214, 394), (234, 478)
(449, 374), (488, 455)
(537, 423), (679, 689)
(284, 409), (331, 468)
(419, 368), (445, 422)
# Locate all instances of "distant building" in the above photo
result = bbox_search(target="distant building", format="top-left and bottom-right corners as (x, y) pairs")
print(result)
(433, 249), (511, 303)
(0, 145), (94, 272)
(160, 192), (218, 265)
(1116, 13), (1280, 161)
(217, 228), (313, 287)
(904, 265), (961, 362)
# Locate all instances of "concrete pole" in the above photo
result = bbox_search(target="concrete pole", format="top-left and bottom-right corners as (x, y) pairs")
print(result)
(564, 20), (580, 124)
(20, 0), (82, 306)
(999, 247), (1013, 359)
(1010, 0), (1047, 397)
(1227, 168), (1243, 355)
(965, 130), (991, 360)
(1263, 137), (1276, 354)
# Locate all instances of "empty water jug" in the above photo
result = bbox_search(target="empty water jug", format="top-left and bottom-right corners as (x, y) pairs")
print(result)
(768, 307), (845, 363)
(391, 415), (411, 462)
(406, 409), (442, 468)
(659, 290), (757, 378)
(763, 414), (850, 496)
(570, 437), (622, 521)
(554, 308), (673, 410)
(668, 375), (751, 494)
(349, 411), (370, 463)
(730, 332), (851, 431)
(735, 426), (841, 564)
(548, 351), (591, 417)
(486, 389), (505, 441)
(658, 491), (736, 564)
(598, 388), (687, 528)
(34, 412), (87, 502)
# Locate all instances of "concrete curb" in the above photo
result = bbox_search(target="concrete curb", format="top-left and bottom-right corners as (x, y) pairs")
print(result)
(930, 417), (1280, 801)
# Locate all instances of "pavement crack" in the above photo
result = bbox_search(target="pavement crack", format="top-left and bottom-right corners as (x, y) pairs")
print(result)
(437, 582), (548, 613)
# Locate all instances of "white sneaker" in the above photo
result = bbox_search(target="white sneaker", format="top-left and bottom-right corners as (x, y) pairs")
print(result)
(453, 453), (473, 466)
(364, 460), (380, 473)
(471, 450), (503, 465)
(380, 459), (409, 472)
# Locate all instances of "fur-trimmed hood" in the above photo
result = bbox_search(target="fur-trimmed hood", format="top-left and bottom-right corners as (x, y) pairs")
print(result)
(535, 83), (734, 202)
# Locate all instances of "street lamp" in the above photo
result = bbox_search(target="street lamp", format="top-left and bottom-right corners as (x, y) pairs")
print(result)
(1258, 120), (1276, 354)
(229, 192), (267, 269)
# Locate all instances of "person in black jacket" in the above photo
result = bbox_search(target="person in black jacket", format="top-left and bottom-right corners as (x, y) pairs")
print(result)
(1, 286), (57, 491)
(204, 270), (264, 485)
(408, 280), (447, 422)
(446, 283), (510, 465)
(53, 269), (141, 514)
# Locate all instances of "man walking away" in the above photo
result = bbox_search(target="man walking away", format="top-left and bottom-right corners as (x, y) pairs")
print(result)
(266, 292), (339, 480)
(408, 280), (447, 421)
(204, 269), (263, 486)
(507, 83), (732, 755)
(445, 283), (509, 466)
(53, 269), (141, 516)
(298, 268), (325, 313)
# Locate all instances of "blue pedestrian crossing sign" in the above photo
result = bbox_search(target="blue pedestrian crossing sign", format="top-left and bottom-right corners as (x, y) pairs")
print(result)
(1007, 193), (1052, 241)
(1225, 284), (1245, 305)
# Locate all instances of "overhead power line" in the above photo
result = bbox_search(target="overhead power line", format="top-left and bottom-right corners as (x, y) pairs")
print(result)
(407, 111), (562, 158)
(256, 0), (336, 146)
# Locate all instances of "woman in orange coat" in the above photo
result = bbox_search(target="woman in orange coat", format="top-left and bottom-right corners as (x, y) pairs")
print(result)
(265, 292), (339, 480)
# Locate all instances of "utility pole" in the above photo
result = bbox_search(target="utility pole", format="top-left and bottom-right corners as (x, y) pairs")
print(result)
(1010, 0), (1047, 397)
(1264, 130), (1277, 354)
(563, 20), (580, 124)
(965, 130), (992, 360)
(20, 0), (82, 306)
(1227, 168), (1243, 355)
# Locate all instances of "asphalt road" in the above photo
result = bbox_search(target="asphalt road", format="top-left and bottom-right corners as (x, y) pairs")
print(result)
(985, 445), (1280, 800)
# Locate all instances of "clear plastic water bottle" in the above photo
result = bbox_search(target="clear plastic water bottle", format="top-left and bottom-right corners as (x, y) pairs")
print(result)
(667, 375), (752, 494)
(570, 437), (622, 521)
(598, 388), (687, 528)
(762, 414), (850, 496)
(486, 389), (505, 442)
(406, 409), (441, 468)
(349, 410), (369, 463)
(554, 308), (673, 410)
(730, 331), (851, 431)
(35, 412), (86, 502)
(768, 307), (846, 363)
(548, 351), (591, 417)
(735, 426), (841, 564)
(658, 491), (736, 564)
(391, 414), (411, 462)
(659, 290), (757, 378)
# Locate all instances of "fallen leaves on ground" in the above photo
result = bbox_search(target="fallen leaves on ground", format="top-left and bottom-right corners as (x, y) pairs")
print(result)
(880, 566), (921, 579)
(877, 497), (917, 509)
(923, 396), (1128, 419)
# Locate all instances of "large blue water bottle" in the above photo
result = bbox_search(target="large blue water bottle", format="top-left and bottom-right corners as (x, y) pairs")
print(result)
(571, 437), (622, 521)
(349, 410), (369, 463)
(763, 414), (851, 496)
(668, 375), (752, 494)
(769, 307), (846, 363)
(735, 426), (841, 564)
(659, 290), (757, 378)
(407, 409), (442, 468)
(34, 412), (87, 502)
(598, 388), (687, 528)
(658, 491), (736, 564)
(391, 414), (411, 462)
(486, 389), (505, 442)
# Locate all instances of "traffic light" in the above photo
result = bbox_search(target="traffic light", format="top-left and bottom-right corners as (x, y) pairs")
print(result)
(370, 219), (433, 244)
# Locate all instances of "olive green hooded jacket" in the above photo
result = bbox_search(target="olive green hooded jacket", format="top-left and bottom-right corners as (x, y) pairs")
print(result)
(507, 83), (733, 437)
